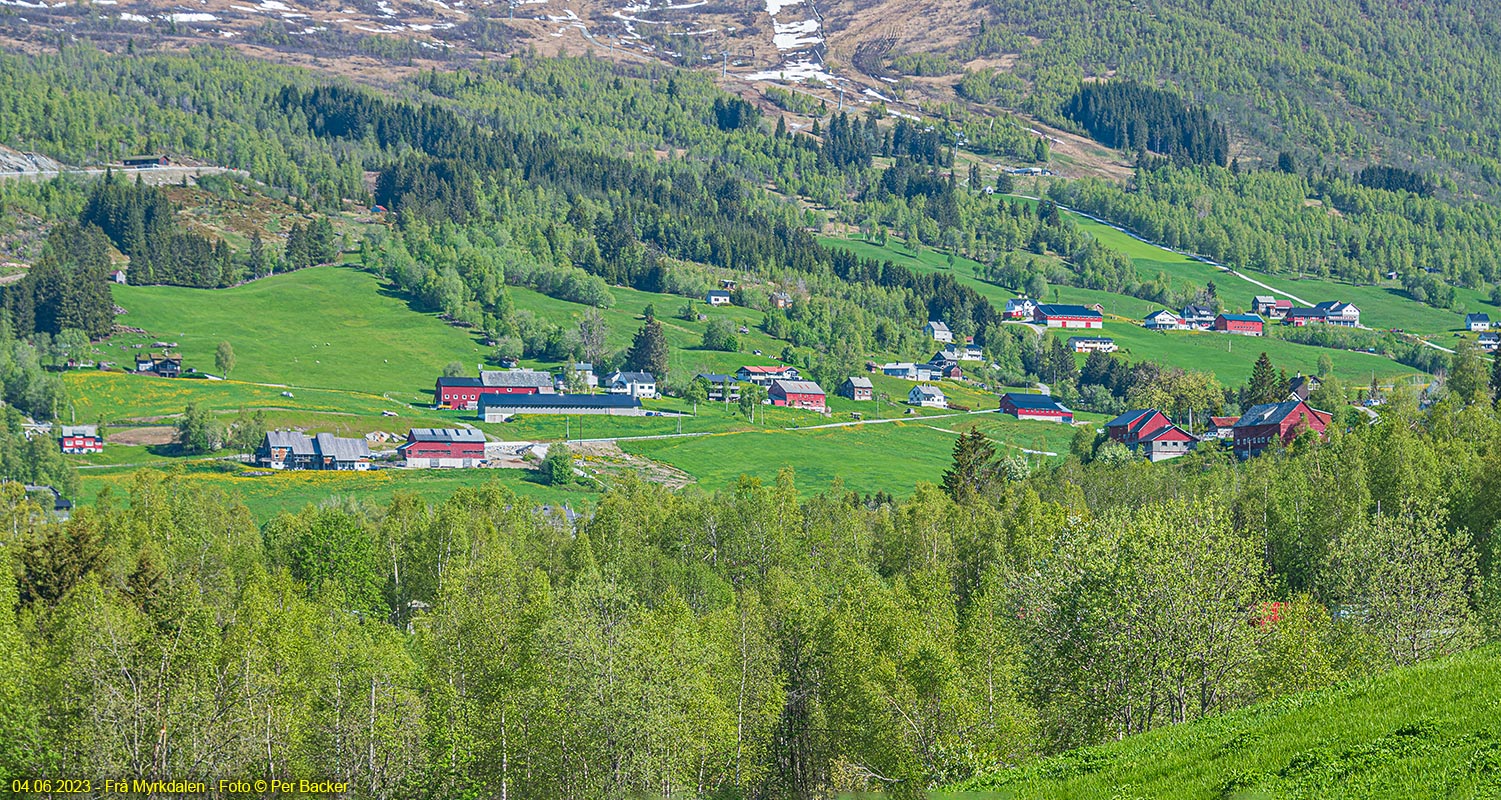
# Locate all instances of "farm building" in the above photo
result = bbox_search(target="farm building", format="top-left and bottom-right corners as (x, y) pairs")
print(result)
(398, 428), (486, 468)
(1313, 301), (1360, 327)
(569, 363), (599, 389)
(1004, 297), (1037, 320)
(123, 154), (170, 168)
(706, 290), (732, 306)
(1068, 336), (1118, 353)
(925, 320), (954, 342)
(1252, 295), (1292, 319)
(696, 373), (742, 402)
(109, 269), (128, 285)
(998, 393), (1073, 423)
(769, 379), (828, 412)
(1034, 305), (1103, 329)
(737, 365), (800, 386)
(839, 376), (874, 401)
(1143, 309), (1184, 330)
(1208, 416), (1240, 440)
(26, 485), (72, 521)
(605, 371), (658, 399)
(135, 352), (181, 377)
(770, 291), (793, 309)
(434, 369), (556, 409)
(1105, 409), (1197, 461)
(1181, 304), (1217, 329)
(1466, 313), (1492, 332)
(1288, 374), (1322, 402)
(1232, 400), (1333, 458)
(480, 393), (644, 421)
(1213, 313), (1265, 336)
(58, 425), (104, 454)
(881, 362), (941, 382)
(1283, 308), (1326, 326)
(1480, 332), (1500, 352)
(908, 385), (947, 408)
(256, 431), (372, 471)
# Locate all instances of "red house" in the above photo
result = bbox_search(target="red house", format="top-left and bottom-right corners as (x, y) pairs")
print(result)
(1213, 313), (1265, 336)
(769, 379), (828, 412)
(1232, 400), (1332, 457)
(398, 428), (487, 468)
(1105, 409), (1197, 461)
(998, 393), (1073, 422)
(59, 425), (104, 454)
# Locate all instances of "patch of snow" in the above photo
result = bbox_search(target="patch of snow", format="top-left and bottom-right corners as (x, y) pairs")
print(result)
(119, 11), (150, 20)
(764, 0), (803, 14)
(259, 0), (291, 9)
(166, 11), (217, 21)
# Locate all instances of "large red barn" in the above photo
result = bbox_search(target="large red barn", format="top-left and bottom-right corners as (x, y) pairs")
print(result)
(1232, 400), (1332, 457)
(768, 379), (828, 412)
(398, 428), (487, 468)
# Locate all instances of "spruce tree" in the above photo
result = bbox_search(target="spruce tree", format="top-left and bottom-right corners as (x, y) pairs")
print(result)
(942, 428), (998, 504)
(625, 318), (669, 378)
(1242, 352), (1281, 409)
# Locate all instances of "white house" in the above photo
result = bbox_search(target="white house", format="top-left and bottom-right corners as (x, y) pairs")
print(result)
(1068, 336), (1118, 353)
(706, 290), (732, 306)
(1004, 297), (1037, 320)
(1144, 309), (1184, 330)
(925, 320), (953, 343)
(908, 385), (947, 408)
(605, 371), (657, 399)
(1465, 313), (1491, 332)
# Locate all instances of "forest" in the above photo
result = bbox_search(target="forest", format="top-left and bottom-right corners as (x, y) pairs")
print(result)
(1060, 82), (1228, 166)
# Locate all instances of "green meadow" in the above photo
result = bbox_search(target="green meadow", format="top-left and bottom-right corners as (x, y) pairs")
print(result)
(106, 265), (489, 397)
(618, 411), (1089, 496)
(952, 644), (1501, 799)
(819, 235), (1423, 384)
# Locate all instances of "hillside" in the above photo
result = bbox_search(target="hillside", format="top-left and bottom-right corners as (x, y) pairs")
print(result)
(953, 645), (1501, 799)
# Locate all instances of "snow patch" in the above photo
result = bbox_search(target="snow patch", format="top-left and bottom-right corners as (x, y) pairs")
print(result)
(166, 12), (217, 21)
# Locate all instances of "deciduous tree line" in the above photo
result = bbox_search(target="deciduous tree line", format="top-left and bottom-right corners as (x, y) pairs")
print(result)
(5, 391), (1499, 797)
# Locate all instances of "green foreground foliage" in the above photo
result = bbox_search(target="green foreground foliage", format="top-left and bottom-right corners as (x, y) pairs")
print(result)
(5, 389), (1501, 798)
(953, 644), (1501, 799)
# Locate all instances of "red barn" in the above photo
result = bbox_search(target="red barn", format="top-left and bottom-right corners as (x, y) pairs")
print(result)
(1033, 304), (1104, 329)
(1232, 400), (1332, 457)
(998, 393), (1073, 422)
(769, 379), (828, 412)
(1213, 313), (1265, 336)
(398, 428), (487, 468)
(434, 369), (555, 410)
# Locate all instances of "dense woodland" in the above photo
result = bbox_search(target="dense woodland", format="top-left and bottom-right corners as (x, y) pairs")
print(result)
(4, 385), (1500, 797)
(976, 0), (1501, 189)
(1061, 82), (1228, 167)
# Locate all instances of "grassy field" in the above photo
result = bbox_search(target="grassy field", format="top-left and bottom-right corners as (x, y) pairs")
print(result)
(951, 644), (1501, 799)
(618, 411), (1087, 496)
(106, 265), (488, 396)
(1055, 205), (1497, 338)
(819, 235), (1422, 385)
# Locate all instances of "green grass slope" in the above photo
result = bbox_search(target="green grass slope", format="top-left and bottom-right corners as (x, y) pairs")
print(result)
(820, 235), (1418, 385)
(951, 645), (1501, 800)
(108, 265), (490, 396)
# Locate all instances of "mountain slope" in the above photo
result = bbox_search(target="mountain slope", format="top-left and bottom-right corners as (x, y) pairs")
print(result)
(953, 645), (1501, 799)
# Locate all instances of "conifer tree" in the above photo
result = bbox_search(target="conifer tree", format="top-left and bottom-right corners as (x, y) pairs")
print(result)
(625, 318), (669, 377)
(943, 428), (998, 503)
